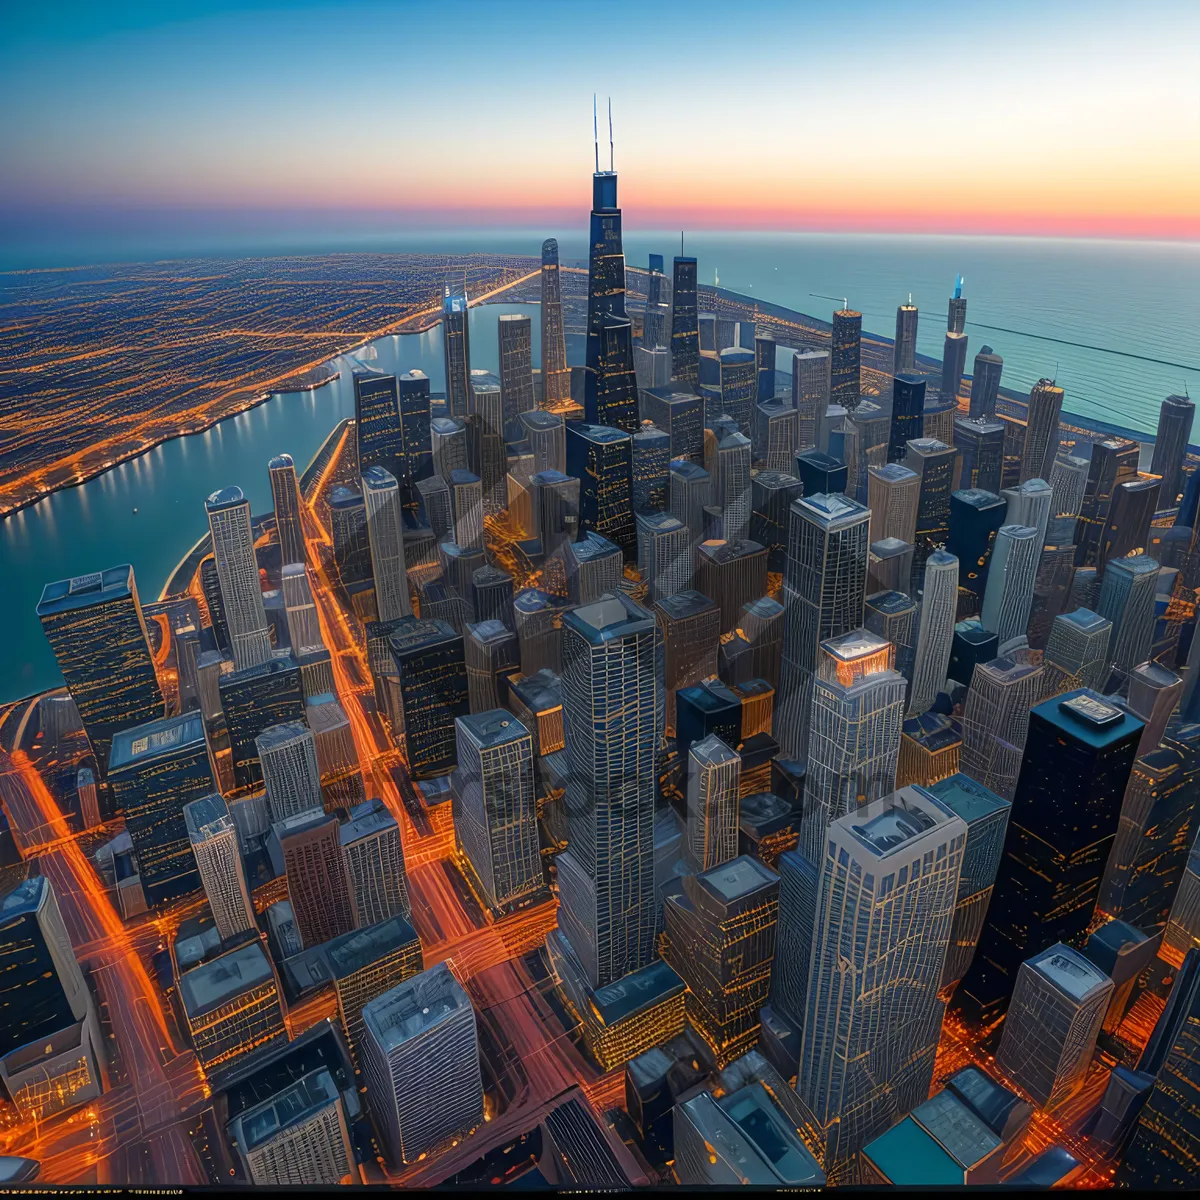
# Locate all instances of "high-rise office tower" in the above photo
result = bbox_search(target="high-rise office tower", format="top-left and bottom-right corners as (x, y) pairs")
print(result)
(754, 330), (776, 401)
(792, 349), (830, 450)
(1020, 378), (1065, 484)
(1096, 553), (1159, 676)
(0, 876), (105, 1120)
(955, 417), (1005, 493)
(867, 536), (915, 596)
(229, 1068), (355, 1186)
(430, 416), (469, 480)
(269, 453), (307, 568)
(683, 734), (741, 875)
(1076, 437), (1140, 568)
(199, 555), (231, 653)
(498, 312), (535, 425)
(396, 370), (433, 489)
(642, 387), (703, 461)
(467, 371), (507, 515)
(697, 538), (769, 636)
(663, 857), (779, 1067)
(994, 945), (1112, 1109)
(1044, 608), (1112, 691)
(980, 524), (1040, 643)
(184, 793), (257, 941)
(923, 394), (958, 447)
(329, 485), (372, 586)
(180, 941), (286, 1073)
(637, 512), (691, 602)
(441, 288), (471, 418)
(37, 565), (164, 776)
(905, 438), (958, 592)
(464, 619), (519, 713)
(908, 549), (959, 716)
(713, 431), (752, 541)
(777, 492), (870, 759)
(540, 239), (571, 409)
(531, 468), (580, 565)
(669, 256), (699, 384)
(361, 466), (411, 623)
(107, 711), (214, 905)
(281, 562), (322, 654)
(948, 280), (967, 334)
(1048, 453), (1089, 545)
(830, 309), (862, 410)
(959, 655), (1044, 800)
(471, 566), (514, 629)
(942, 331), (968, 403)
(956, 690), (1142, 1028)
(924, 773), (1011, 989)
(754, 398), (799, 471)
(893, 302), (918, 375)
(452, 710), (542, 909)
(1126, 661), (1184, 755)
(306, 693), (365, 808)
(361, 963), (484, 1167)
(948, 488), (1006, 609)
(655, 590), (720, 736)
(446, 468), (484, 552)
(353, 370), (404, 479)
(417, 473), (453, 543)
(220, 653), (306, 789)
(386, 617), (469, 779)
(566, 532), (624, 606)
(555, 593), (661, 988)
(947, 619), (999, 687)
(717, 347), (756, 440)
(867, 463), (920, 545)
(750, 470), (803, 572)
(969, 346), (1003, 419)
(722, 596), (784, 691)
(889, 373), (927, 464)
(864, 589), (918, 680)
(275, 808), (356, 948)
(1098, 477), (1161, 568)
(801, 630), (906, 860)
(1151, 393), (1195, 508)
(794, 448), (847, 497)
(632, 422), (671, 511)
(205, 487), (273, 672)
(1002, 477), (1053, 548)
(520, 409), (566, 476)
(257, 720), (323, 823)
(798, 786), (965, 1182)
(565, 423), (635, 557)
(512, 588), (564, 676)
(340, 799), (412, 927)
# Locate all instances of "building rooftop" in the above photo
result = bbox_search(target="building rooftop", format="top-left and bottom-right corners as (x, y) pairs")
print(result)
(569, 423), (630, 446)
(636, 510), (685, 533)
(902, 713), (961, 752)
(571, 531), (622, 563)
(386, 617), (459, 657)
(180, 941), (275, 1019)
(924, 773), (1009, 825)
(338, 799), (397, 848)
(738, 792), (796, 838)
(37, 564), (138, 615)
(822, 628), (890, 662)
(689, 732), (739, 769)
(844, 786), (957, 858)
(698, 855), (777, 903)
(590, 957), (685, 1026)
(678, 679), (740, 716)
(654, 589), (716, 621)
(508, 668), (561, 713)
(457, 709), (529, 750)
(1029, 943), (1111, 1002)
(564, 593), (654, 645)
(361, 465), (398, 492)
(867, 590), (918, 617)
(325, 915), (419, 981)
(795, 492), (864, 523)
(204, 485), (247, 512)
(912, 1089), (1002, 1168)
(466, 619), (512, 647)
(234, 1068), (340, 1152)
(1040, 688), (1144, 748)
(698, 538), (766, 566)
(220, 652), (300, 689)
(942, 1066), (1029, 1139)
(255, 720), (310, 752)
(184, 793), (233, 841)
(1058, 607), (1111, 633)
(109, 711), (206, 772)
(863, 1116), (963, 1186)
(669, 458), (710, 482)
(305, 695), (349, 735)
(512, 588), (560, 616)
(360, 962), (469, 1053)
(0, 874), (46, 919)
(871, 536), (912, 559)
(871, 463), (919, 484)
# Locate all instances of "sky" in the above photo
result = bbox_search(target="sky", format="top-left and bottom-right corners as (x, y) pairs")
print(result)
(1, 0), (1198, 250)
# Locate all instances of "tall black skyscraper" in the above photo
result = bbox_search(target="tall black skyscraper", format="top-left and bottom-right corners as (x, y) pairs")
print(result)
(353, 371), (404, 480)
(1151, 393), (1196, 509)
(888, 373), (926, 464)
(670, 256), (699, 386)
(397, 371), (433, 490)
(830, 309), (862, 410)
(442, 288), (471, 419)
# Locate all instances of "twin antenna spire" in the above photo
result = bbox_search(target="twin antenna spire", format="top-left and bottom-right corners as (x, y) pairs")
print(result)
(593, 95), (614, 172)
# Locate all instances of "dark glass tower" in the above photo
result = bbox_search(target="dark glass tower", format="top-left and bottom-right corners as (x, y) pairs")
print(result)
(442, 289), (471, 419)
(888, 373), (927, 464)
(955, 690), (1143, 1030)
(1151, 393), (1196, 509)
(830, 309), (862, 410)
(565, 423), (635, 558)
(670, 256), (699, 385)
(947, 488), (1007, 608)
(397, 371), (433, 491)
(218, 655), (306, 790)
(540, 238), (571, 409)
(353, 371), (404, 480)
(37, 565), (165, 776)
(387, 618), (469, 779)
(269, 453), (307, 567)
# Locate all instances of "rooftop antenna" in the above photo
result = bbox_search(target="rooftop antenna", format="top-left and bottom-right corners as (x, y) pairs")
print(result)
(607, 97), (614, 172)
(954, 274), (964, 298)
(908, 292), (913, 304)
(593, 95), (599, 173)
(681, 231), (684, 255)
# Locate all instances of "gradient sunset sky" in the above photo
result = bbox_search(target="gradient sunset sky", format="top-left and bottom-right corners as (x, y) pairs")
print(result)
(2, 0), (1197, 243)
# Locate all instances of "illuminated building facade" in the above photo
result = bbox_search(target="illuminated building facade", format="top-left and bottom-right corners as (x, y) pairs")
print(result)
(636, 511), (691, 603)
(1044, 607), (1111, 691)
(980, 524), (1040, 644)
(868, 462), (920, 545)
(668, 457), (712, 555)
(498, 312), (534, 425)
(361, 465), (411, 623)
(888, 373), (926, 464)
(893, 303), (918, 375)
(654, 590), (719, 736)
(540, 238), (571, 408)
(257, 720), (323, 823)
(340, 799), (411, 927)
(566, 422), (635, 557)
(464, 619), (520, 713)
(1075, 436), (1140, 569)
(955, 417), (1005, 493)
(329, 486), (372, 587)
(306, 693), (366, 809)
(641, 387), (702, 461)
(353, 370), (404, 480)
(830, 309), (862, 409)
(896, 712), (962, 787)
(1019, 378), (1065, 484)
(275, 808), (356, 949)
(184, 793), (257, 941)
(632, 422), (670, 511)
(1150, 393), (1195, 507)
(37, 564), (165, 776)
(683, 734), (741, 874)
(907, 549), (959, 716)
(905, 437), (957, 594)
(1097, 553), (1159, 677)
(792, 349), (830, 450)
(269, 453), (307, 568)
(441, 289), (471, 418)
(958, 656), (1044, 800)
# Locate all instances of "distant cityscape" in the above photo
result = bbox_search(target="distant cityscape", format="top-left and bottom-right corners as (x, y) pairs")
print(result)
(3, 144), (1200, 1192)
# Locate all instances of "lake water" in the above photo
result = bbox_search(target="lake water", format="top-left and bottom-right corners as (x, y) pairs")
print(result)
(4, 231), (1199, 701)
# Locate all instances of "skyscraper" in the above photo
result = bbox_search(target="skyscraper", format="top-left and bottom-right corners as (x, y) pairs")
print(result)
(329, 486), (372, 587)
(632, 422), (671, 511)
(636, 511), (691, 602)
(1020, 378), (1065, 484)
(353, 370), (404, 479)
(451, 710), (542, 909)
(441, 288), (471, 418)
(281, 562), (322, 654)
(219, 653), (306, 789)
(669, 256), (699, 384)
(1098, 477), (1161, 569)
(683, 734), (741, 875)
(954, 416), (1005, 493)
(361, 465), (411, 623)
(430, 415), (469, 480)
(184, 793), (257, 942)
(275, 808), (356, 948)
(205, 487), (273, 672)
(777, 492), (870, 759)
(306, 693), (366, 808)
(754, 398), (799, 471)
(830, 308), (862, 410)
(969, 346), (1003, 419)
(956, 690), (1143, 1028)
(257, 720), (323, 822)
(794, 448), (847, 497)
(269, 453), (307, 568)
(1096, 553), (1159, 677)
(797, 786), (965, 1182)
(908, 549), (959, 716)
(540, 238), (571, 409)
(555, 593), (661, 988)
(464, 619), (519, 713)
(867, 463), (920, 545)
(888, 373), (927, 464)
(396, 370), (433, 489)
(717, 346), (757, 440)
(893, 302), (918, 375)
(37, 564), (165, 776)
(655, 590), (720, 736)
(1048, 453), (1089, 545)
(959, 655), (1044, 800)
(642, 387), (703, 461)
(994, 945), (1112, 1109)
(339, 799), (412, 927)
(905, 438), (958, 593)
(108, 711), (215, 906)
(1044, 608), (1112, 691)
(980, 524), (1040, 644)
(801, 629), (906, 860)
(948, 488), (1006, 610)
(566, 422), (635, 556)
(1151, 393), (1195, 508)
(1075, 436), (1140, 568)
(498, 312), (535, 425)
(792, 349), (830, 451)
(941, 331), (968, 404)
